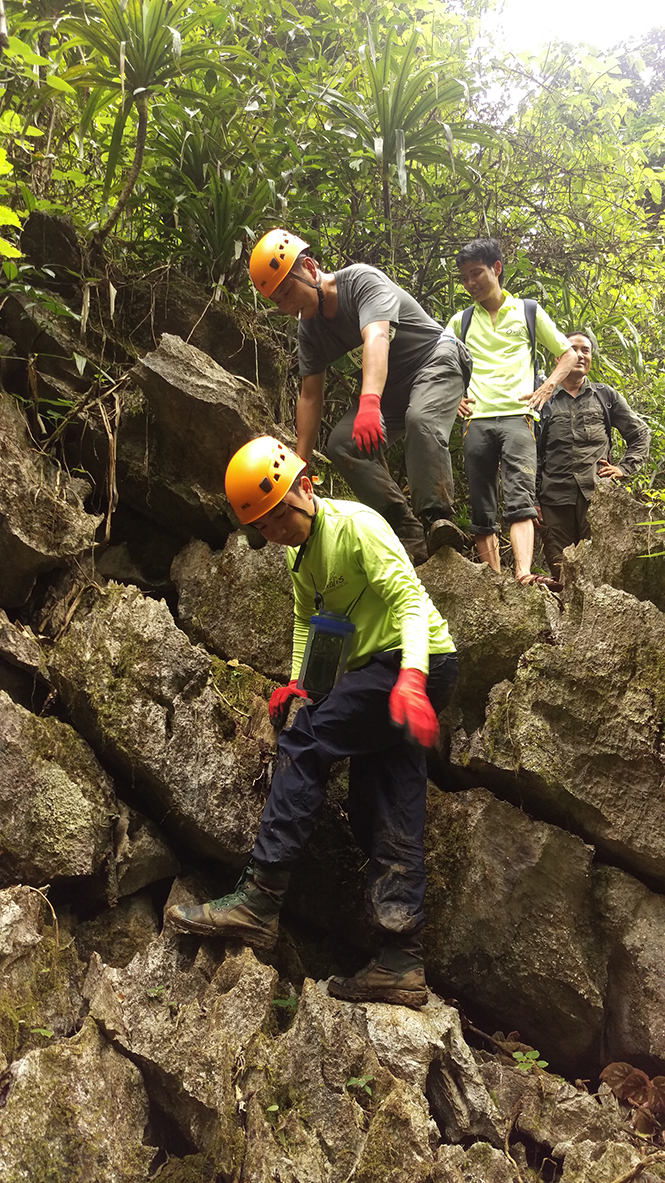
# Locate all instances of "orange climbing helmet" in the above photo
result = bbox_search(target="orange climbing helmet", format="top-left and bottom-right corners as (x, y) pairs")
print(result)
(249, 229), (309, 298)
(225, 436), (306, 524)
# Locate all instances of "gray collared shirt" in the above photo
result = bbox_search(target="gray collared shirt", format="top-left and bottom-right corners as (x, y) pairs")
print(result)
(538, 379), (650, 505)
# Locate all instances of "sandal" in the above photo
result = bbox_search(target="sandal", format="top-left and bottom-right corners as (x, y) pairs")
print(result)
(517, 573), (563, 592)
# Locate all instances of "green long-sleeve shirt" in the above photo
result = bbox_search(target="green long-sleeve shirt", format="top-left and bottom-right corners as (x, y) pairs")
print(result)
(285, 498), (455, 681)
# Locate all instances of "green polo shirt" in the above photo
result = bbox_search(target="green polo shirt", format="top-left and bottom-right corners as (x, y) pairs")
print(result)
(286, 497), (454, 680)
(446, 292), (571, 418)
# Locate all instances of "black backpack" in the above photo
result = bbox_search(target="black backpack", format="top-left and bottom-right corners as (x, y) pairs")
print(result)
(459, 298), (539, 385)
(538, 384), (614, 458)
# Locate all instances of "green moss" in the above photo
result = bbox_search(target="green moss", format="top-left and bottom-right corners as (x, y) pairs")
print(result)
(0, 919), (84, 1064)
(4, 1089), (93, 1183)
(210, 655), (272, 709)
(424, 801), (470, 907)
(353, 1097), (429, 1183)
(153, 1155), (218, 1183)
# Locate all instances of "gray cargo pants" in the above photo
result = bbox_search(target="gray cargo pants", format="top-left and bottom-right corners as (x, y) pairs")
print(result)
(462, 414), (539, 535)
(327, 337), (471, 527)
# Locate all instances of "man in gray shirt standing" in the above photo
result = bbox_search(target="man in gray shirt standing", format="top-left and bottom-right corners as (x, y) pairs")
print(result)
(537, 330), (650, 580)
(249, 229), (472, 565)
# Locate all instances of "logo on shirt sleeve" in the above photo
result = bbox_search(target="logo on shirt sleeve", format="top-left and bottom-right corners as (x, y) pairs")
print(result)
(346, 325), (396, 369)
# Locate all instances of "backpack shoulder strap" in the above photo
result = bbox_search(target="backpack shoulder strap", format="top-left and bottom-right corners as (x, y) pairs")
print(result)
(537, 395), (551, 444)
(459, 305), (474, 344)
(522, 298), (538, 375)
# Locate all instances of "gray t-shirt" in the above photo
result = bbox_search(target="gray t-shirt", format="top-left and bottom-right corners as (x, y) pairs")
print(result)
(297, 264), (448, 412)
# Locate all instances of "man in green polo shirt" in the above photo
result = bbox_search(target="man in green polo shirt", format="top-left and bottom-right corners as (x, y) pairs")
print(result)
(446, 238), (576, 584)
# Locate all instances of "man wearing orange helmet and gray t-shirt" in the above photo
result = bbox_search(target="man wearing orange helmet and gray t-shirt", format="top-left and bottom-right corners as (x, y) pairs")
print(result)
(167, 436), (458, 1008)
(247, 229), (473, 566)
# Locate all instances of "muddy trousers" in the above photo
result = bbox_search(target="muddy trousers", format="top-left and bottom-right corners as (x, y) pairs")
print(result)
(327, 339), (470, 525)
(252, 651), (458, 934)
(539, 495), (591, 580)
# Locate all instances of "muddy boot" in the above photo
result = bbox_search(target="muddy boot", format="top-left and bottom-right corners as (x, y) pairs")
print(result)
(421, 508), (466, 556)
(165, 861), (290, 952)
(328, 933), (427, 1009)
(383, 504), (428, 567)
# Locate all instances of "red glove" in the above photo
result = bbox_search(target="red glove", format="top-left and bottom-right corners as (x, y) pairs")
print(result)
(352, 393), (387, 456)
(388, 668), (440, 749)
(268, 680), (309, 728)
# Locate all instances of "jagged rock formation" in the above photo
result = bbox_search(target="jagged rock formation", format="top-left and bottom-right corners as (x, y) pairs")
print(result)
(1, 212), (664, 1180)
(171, 534), (294, 681)
(0, 389), (101, 606)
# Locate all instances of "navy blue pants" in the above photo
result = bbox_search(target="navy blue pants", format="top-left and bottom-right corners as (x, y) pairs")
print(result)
(252, 651), (458, 934)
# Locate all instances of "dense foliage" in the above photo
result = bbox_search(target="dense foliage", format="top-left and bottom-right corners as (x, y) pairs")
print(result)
(1, 0), (664, 483)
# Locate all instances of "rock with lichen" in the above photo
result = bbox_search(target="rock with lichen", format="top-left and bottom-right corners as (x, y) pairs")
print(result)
(172, 534), (293, 682)
(84, 931), (273, 1176)
(0, 691), (116, 890)
(241, 975), (438, 1183)
(48, 582), (275, 862)
(562, 482), (665, 612)
(453, 583), (665, 886)
(129, 332), (277, 535)
(328, 986), (502, 1145)
(434, 1141), (522, 1182)
(0, 885), (85, 1066)
(591, 863), (665, 1073)
(0, 389), (101, 607)
(114, 800), (180, 897)
(74, 891), (160, 970)
(0, 1017), (155, 1182)
(418, 548), (556, 730)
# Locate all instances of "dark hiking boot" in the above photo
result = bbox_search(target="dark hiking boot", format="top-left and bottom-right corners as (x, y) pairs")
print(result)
(328, 937), (428, 1009)
(424, 517), (466, 556)
(165, 862), (289, 952)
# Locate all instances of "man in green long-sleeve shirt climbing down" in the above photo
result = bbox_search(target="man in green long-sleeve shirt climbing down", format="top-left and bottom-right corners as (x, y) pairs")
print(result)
(167, 436), (458, 1009)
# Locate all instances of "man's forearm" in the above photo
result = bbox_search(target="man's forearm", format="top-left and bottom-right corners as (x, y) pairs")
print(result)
(521, 346), (578, 411)
(546, 346), (577, 390)
(360, 325), (390, 396)
(296, 374), (325, 460)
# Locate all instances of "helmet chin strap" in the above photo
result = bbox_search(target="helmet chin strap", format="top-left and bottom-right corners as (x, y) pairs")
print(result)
(291, 270), (325, 314)
(289, 496), (319, 572)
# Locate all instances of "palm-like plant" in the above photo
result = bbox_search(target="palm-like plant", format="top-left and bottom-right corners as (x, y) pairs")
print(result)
(63, 0), (232, 240)
(314, 26), (496, 222)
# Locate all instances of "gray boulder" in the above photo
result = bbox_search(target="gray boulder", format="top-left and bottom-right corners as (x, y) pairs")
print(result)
(423, 787), (605, 1077)
(592, 863), (665, 1074)
(559, 1141), (653, 1183)
(434, 1142), (522, 1182)
(114, 801), (180, 897)
(48, 582), (274, 861)
(172, 535), (293, 681)
(0, 885), (43, 971)
(85, 933), (275, 1177)
(0, 1017), (155, 1182)
(419, 549), (556, 729)
(74, 891), (161, 969)
(131, 332), (278, 529)
(330, 987), (502, 1145)
(0, 609), (50, 707)
(455, 584), (665, 885)
(242, 974), (437, 1183)
(0, 389), (101, 606)
(0, 691), (116, 889)
(0, 609), (48, 680)
(0, 885), (86, 1065)
(476, 1060), (628, 1156)
(0, 291), (95, 388)
(563, 483), (665, 612)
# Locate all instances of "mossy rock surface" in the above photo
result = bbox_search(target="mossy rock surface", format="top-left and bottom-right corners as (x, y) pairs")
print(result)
(48, 583), (274, 861)
(0, 1017), (155, 1183)
(0, 691), (116, 888)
